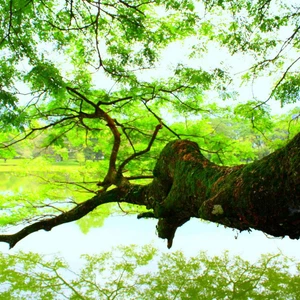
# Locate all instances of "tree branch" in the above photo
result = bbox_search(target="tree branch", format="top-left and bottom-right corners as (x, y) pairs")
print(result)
(142, 101), (181, 139)
(1, 133), (299, 249)
(117, 123), (162, 175)
(66, 87), (122, 188)
(0, 116), (78, 149)
(252, 56), (300, 110)
(0, 186), (147, 249)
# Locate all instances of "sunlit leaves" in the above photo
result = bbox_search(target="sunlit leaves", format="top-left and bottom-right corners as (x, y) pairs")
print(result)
(0, 90), (26, 131)
(274, 73), (300, 105)
(0, 0), (298, 143)
(24, 61), (66, 97)
(234, 101), (273, 132)
(199, 0), (300, 109)
(175, 65), (213, 88)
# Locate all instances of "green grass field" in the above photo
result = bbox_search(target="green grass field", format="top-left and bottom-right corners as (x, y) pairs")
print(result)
(0, 158), (82, 172)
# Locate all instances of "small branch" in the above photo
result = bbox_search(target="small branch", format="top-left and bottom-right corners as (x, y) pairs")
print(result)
(0, 0), (13, 45)
(252, 56), (300, 110)
(29, 174), (98, 194)
(126, 175), (154, 180)
(287, 113), (300, 139)
(119, 0), (145, 16)
(268, 56), (300, 98)
(117, 123), (162, 175)
(0, 116), (78, 149)
(66, 86), (98, 110)
(97, 96), (133, 106)
(142, 101), (181, 139)
(66, 87), (122, 185)
(0, 185), (147, 249)
(94, 1), (103, 69)
(114, 119), (136, 152)
(117, 202), (128, 214)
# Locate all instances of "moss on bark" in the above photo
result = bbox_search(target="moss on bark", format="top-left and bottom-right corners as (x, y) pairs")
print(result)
(151, 133), (300, 246)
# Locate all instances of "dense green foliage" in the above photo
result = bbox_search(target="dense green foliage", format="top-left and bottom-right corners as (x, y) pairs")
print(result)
(1, 0), (299, 152)
(0, 1), (299, 244)
(0, 245), (299, 299)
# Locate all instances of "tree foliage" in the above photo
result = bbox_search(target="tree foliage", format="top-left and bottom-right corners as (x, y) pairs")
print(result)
(0, 245), (299, 299)
(0, 0), (299, 247)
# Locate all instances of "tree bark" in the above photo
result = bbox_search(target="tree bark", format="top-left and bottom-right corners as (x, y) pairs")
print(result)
(1, 133), (299, 249)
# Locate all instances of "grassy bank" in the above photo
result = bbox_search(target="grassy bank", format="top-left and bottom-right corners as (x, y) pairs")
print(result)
(0, 158), (93, 173)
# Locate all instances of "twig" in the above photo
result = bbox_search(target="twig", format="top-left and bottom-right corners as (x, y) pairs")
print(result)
(117, 123), (162, 175)
(142, 101), (181, 139)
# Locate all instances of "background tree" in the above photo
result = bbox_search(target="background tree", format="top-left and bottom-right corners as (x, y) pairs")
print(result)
(0, 139), (16, 162)
(0, 0), (299, 248)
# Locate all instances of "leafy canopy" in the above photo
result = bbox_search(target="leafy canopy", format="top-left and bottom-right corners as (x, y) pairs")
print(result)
(1, 0), (299, 133)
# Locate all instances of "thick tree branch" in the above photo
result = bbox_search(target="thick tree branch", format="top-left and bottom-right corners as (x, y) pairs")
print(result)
(1, 132), (299, 249)
(0, 186), (148, 249)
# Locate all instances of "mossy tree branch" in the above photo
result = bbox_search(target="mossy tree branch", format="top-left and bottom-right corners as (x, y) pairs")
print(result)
(0, 133), (299, 249)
